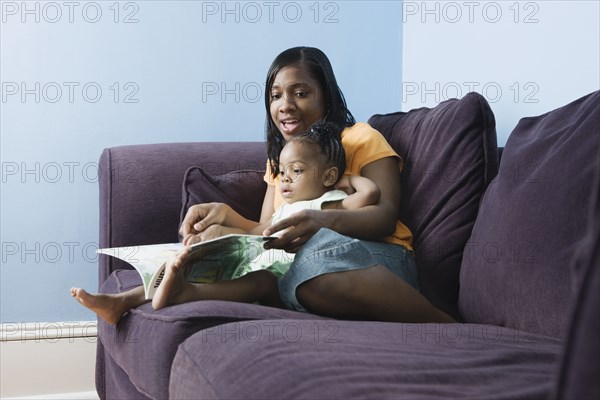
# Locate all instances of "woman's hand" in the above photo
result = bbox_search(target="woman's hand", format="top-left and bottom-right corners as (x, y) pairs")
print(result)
(263, 209), (332, 253)
(179, 203), (230, 238)
(182, 224), (226, 245)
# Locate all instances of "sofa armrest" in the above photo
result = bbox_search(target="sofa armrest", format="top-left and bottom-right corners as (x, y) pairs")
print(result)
(98, 141), (266, 285)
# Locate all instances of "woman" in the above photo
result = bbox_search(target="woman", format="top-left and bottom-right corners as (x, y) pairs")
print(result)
(72, 46), (454, 324)
(180, 46), (454, 323)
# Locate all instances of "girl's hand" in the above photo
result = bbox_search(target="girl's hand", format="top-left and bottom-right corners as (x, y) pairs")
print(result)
(182, 224), (226, 245)
(263, 209), (331, 253)
(333, 175), (356, 195)
(179, 203), (230, 238)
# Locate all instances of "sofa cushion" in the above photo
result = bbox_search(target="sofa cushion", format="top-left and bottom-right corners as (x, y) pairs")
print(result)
(99, 269), (325, 399)
(180, 167), (266, 232)
(554, 161), (600, 399)
(459, 90), (600, 338)
(170, 319), (561, 399)
(368, 92), (498, 319)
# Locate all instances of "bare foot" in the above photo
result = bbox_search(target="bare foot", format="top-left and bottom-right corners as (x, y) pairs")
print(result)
(152, 247), (195, 310)
(70, 286), (146, 325)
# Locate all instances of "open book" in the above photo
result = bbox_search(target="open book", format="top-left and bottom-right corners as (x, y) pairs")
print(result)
(97, 234), (276, 299)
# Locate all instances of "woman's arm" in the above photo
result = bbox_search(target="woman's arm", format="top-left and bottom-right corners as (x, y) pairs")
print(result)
(218, 183), (276, 229)
(180, 203), (260, 236)
(260, 184), (276, 223)
(264, 157), (401, 252)
(180, 184), (276, 244)
(183, 218), (273, 245)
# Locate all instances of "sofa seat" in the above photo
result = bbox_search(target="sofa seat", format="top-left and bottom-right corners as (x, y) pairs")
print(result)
(99, 270), (328, 399)
(170, 319), (562, 399)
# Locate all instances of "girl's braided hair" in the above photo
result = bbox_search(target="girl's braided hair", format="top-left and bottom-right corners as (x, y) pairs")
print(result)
(288, 120), (346, 181)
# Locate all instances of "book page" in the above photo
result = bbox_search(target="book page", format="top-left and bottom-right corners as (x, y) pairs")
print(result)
(97, 243), (183, 298)
(96, 235), (273, 299)
(184, 235), (273, 282)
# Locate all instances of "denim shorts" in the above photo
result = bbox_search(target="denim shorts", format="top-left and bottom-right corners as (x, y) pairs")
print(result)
(278, 228), (418, 312)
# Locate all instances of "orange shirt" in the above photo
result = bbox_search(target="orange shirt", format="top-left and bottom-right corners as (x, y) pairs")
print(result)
(264, 122), (413, 250)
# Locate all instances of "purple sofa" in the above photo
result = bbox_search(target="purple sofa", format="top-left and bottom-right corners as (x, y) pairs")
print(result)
(96, 91), (599, 399)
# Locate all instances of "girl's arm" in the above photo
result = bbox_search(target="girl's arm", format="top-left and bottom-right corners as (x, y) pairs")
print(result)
(264, 157), (400, 252)
(329, 157), (399, 235)
(332, 175), (381, 210)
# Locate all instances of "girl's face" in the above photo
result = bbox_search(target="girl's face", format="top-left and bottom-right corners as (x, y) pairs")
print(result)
(269, 66), (326, 141)
(278, 141), (332, 203)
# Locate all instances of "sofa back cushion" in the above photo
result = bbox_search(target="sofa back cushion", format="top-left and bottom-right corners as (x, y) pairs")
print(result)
(180, 167), (266, 233)
(458, 90), (600, 337)
(98, 142), (266, 283)
(369, 92), (498, 319)
(553, 163), (600, 399)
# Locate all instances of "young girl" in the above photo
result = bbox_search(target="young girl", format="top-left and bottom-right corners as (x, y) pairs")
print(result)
(150, 121), (380, 310)
(72, 47), (454, 324)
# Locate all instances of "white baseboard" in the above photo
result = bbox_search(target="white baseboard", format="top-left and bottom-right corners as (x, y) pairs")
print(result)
(4, 390), (99, 400)
(0, 321), (98, 398)
(1, 321), (97, 342)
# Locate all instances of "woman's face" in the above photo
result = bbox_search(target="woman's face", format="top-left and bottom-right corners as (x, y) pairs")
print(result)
(269, 66), (326, 141)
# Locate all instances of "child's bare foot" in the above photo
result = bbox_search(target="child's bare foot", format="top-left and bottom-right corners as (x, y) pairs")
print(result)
(152, 247), (195, 310)
(70, 287), (144, 325)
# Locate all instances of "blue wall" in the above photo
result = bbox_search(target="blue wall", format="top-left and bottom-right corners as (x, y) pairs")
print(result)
(2, 1), (599, 324)
(1, 1), (404, 323)
(402, 0), (600, 144)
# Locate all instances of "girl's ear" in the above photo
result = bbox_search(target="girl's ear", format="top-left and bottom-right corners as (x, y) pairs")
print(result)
(322, 167), (339, 188)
